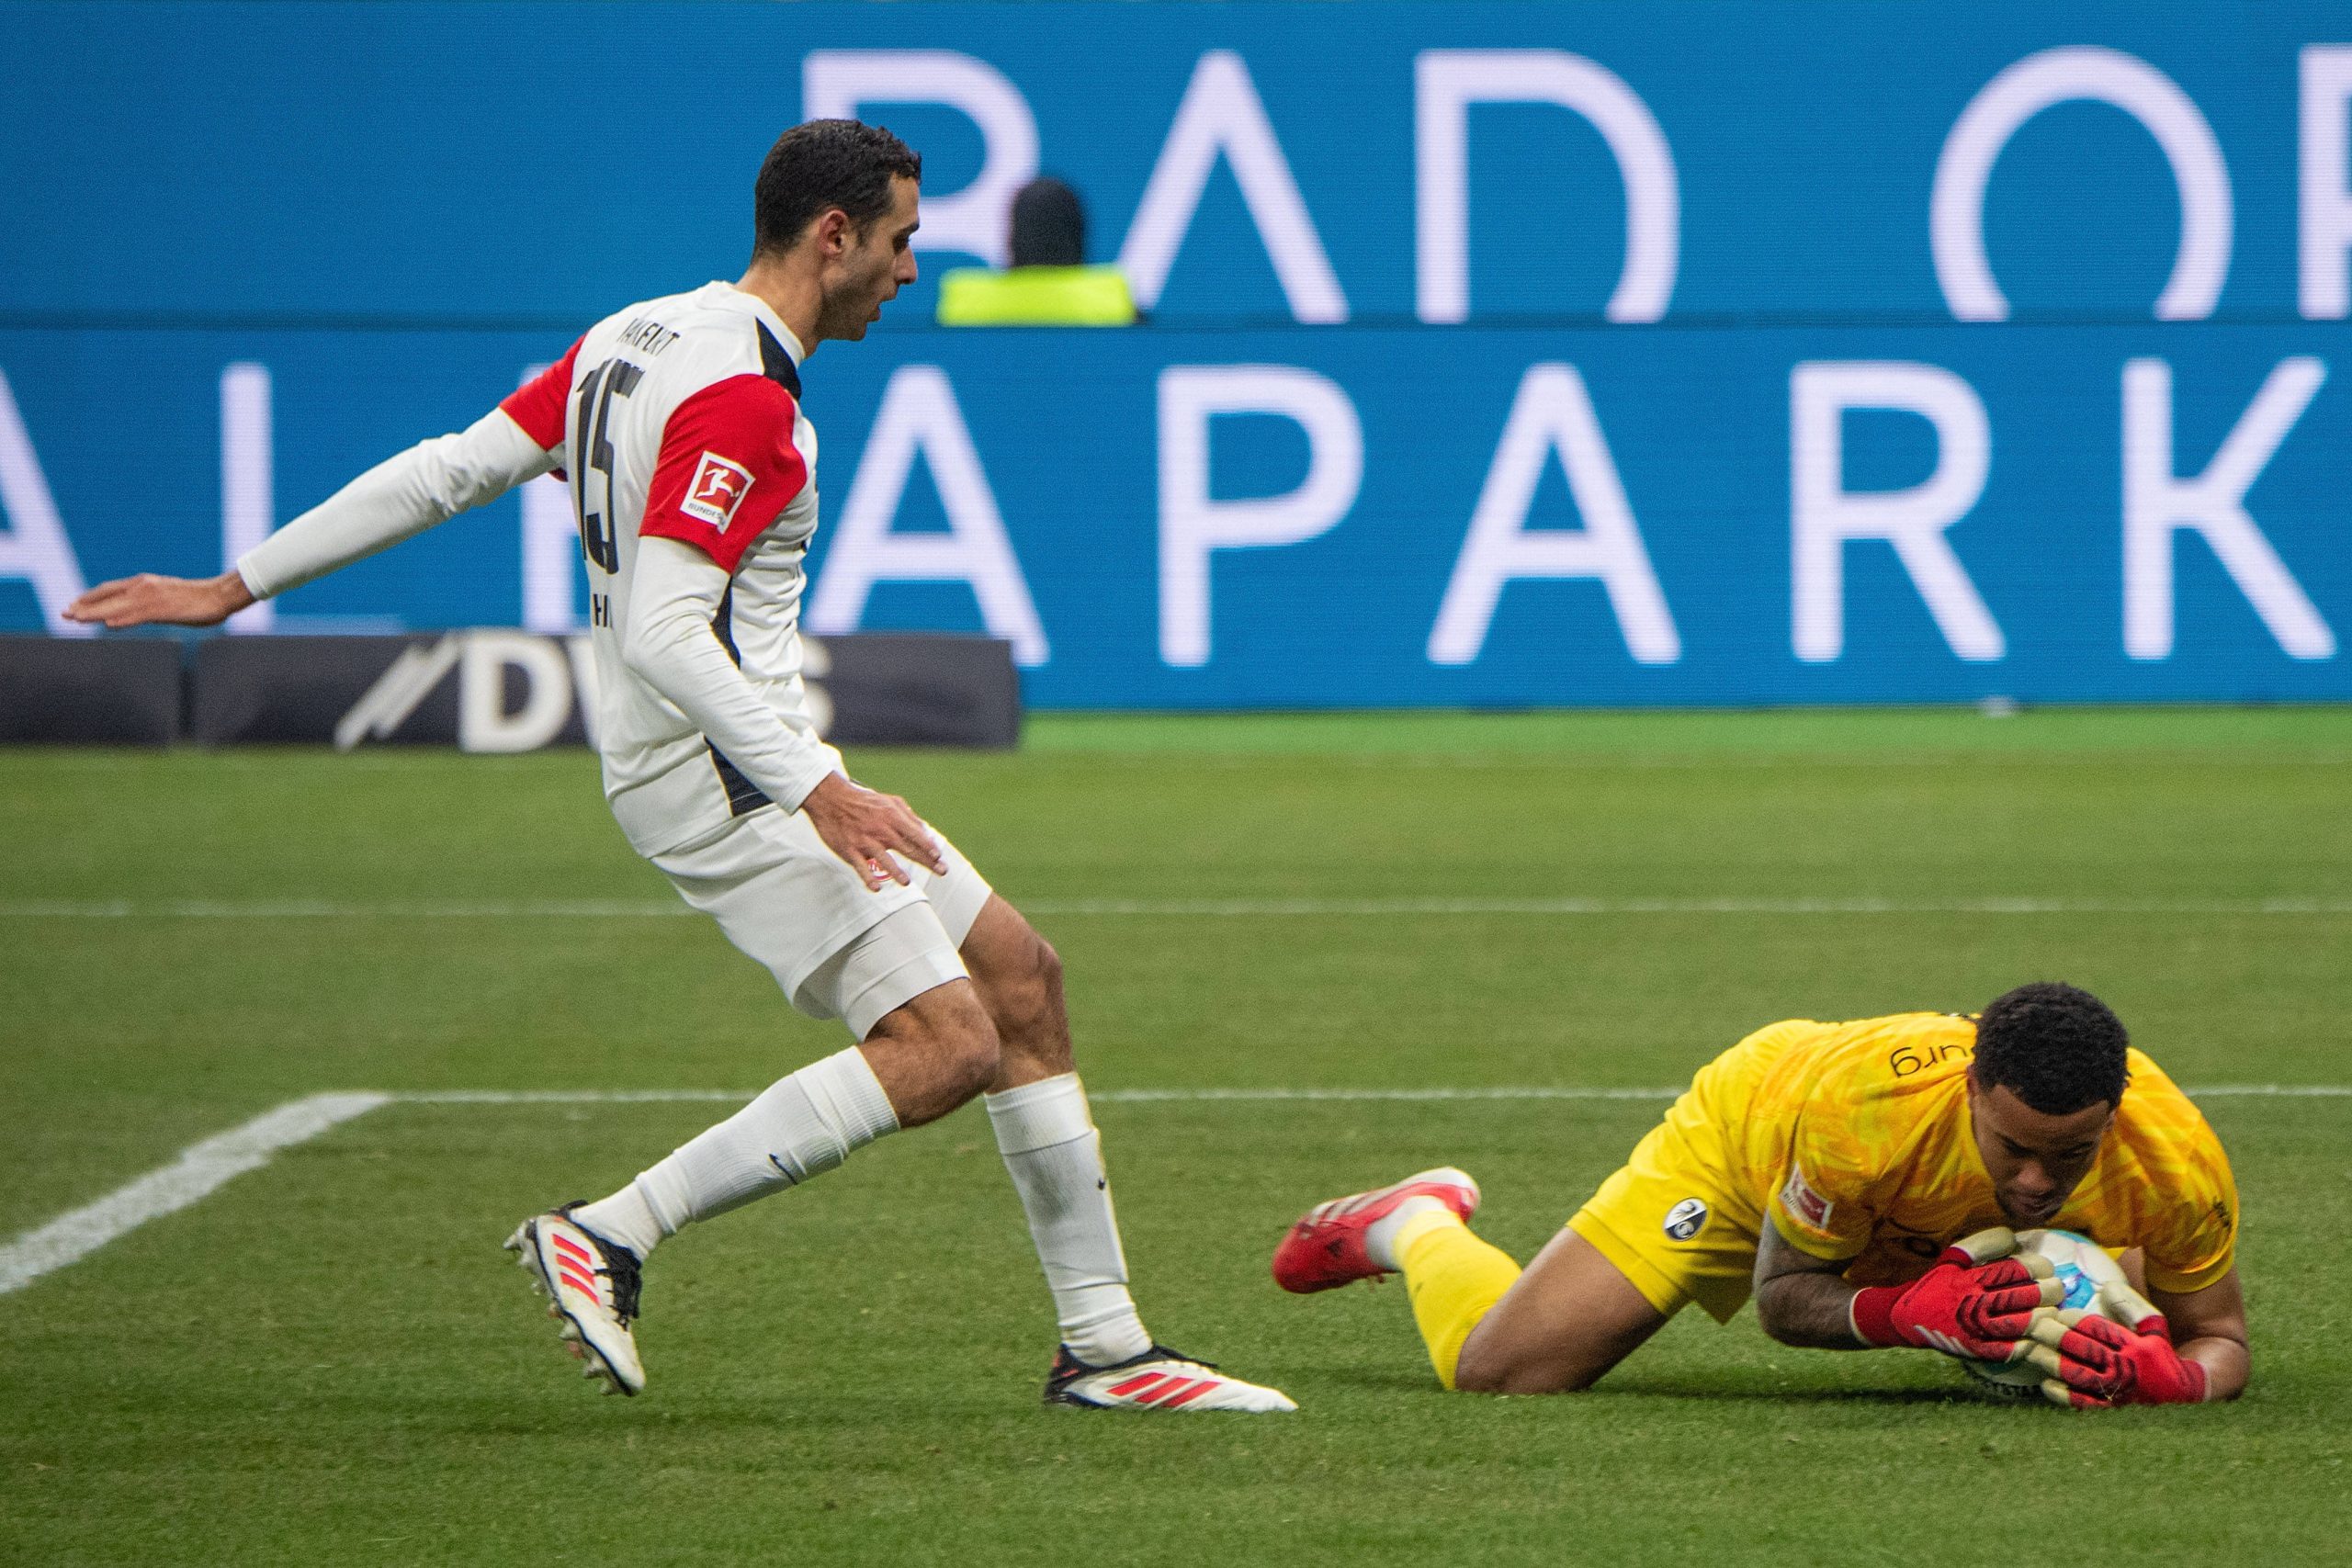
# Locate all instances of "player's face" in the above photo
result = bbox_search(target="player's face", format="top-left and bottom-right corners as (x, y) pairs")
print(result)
(820, 176), (921, 343)
(1965, 1078), (2114, 1228)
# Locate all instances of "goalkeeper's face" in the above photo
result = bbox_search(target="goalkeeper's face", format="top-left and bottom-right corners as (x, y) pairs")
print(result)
(819, 175), (922, 343)
(1965, 1079), (2115, 1228)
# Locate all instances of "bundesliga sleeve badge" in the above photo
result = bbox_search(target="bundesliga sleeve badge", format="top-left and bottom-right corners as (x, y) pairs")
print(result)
(1781, 1165), (1834, 1229)
(682, 450), (755, 529)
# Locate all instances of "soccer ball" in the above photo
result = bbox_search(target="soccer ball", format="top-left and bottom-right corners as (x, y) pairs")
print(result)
(1957, 1228), (2121, 1401)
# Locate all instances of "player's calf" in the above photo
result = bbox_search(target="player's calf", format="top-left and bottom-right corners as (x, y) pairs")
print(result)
(961, 898), (1074, 1085)
(1451, 1230), (1669, 1394)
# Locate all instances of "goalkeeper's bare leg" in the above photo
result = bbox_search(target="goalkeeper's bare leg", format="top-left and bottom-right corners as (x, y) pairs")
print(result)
(1274, 1176), (1666, 1393)
(1449, 1230), (1669, 1392)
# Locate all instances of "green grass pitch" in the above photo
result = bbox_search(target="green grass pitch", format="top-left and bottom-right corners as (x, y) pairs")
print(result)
(4, 708), (2349, 1565)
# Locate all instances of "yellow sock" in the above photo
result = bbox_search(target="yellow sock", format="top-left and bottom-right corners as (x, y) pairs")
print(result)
(1394, 1208), (1523, 1390)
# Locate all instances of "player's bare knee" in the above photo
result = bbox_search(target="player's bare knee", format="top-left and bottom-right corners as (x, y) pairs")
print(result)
(862, 982), (1001, 1123)
(982, 930), (1073, 1067)
(950, 1015), (1003, 1101)
(1451, 1352), (1506, 1394)
(924, 985), (1002, 1100)
(1454, 1314), (1605, 1395)
(1455, 1348), (1595, 1396)
(1008, 934), (1067, 1038)
(1034, 937), (1076, 1068)
(1029, 933), (1064, 1006)
(1451, 1320), (1510, 1393)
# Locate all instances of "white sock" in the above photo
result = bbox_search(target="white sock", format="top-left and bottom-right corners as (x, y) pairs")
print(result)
(986, 1074), (1152, 1366)
(569, 1182), (664, 1261)
(1364, 1194), (1452, 1272)
(572, 1046), (900, 1261)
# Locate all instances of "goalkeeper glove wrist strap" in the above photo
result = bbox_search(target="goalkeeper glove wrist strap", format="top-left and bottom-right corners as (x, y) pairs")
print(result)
(1850, 1285), (1903, 1347)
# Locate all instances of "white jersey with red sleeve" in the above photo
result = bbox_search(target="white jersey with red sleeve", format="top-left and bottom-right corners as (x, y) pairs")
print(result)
(503, 281), (840, 854)
(233, 279), (842, 857)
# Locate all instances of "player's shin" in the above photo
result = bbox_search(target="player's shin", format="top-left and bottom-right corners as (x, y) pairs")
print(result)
(572, 1046), (901, 1259)
(985, 1074), (1152, 1365)
(1395, 1209), (1523, 1390)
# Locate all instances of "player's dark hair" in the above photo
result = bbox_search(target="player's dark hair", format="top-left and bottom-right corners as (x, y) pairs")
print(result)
(1971, 982), (2131, 1114)
(752, 119), (922, 257)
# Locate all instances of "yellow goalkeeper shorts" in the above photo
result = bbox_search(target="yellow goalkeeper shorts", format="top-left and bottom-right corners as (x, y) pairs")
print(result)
(1565, 1032), (1791, 1325)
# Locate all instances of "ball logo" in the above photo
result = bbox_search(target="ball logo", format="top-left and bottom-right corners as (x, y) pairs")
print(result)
(682, 450), (754, 528)
(1662, 1197), (1708, 1242)
(2053, 1259), (2098, 1312)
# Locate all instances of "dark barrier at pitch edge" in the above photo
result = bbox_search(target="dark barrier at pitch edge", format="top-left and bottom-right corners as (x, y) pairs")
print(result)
(0, 633), (1021, 750)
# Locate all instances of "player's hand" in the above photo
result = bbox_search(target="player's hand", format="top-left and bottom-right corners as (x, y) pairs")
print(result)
(64, 570), (254, 628)
(800, 773), (948, 892)
(2024, 1303), (2209, 1408)
(1941, 1226), (2019, 1266)
(1851, 1242), (2061, 1358)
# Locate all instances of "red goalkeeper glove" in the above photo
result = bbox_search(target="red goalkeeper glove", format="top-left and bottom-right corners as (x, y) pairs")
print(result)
(1851, 1230), (2061, 1359)
(2026, 1307), (2209, 1408)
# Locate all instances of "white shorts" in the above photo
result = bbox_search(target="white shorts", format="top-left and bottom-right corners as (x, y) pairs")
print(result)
(650, 804), (995, 1040)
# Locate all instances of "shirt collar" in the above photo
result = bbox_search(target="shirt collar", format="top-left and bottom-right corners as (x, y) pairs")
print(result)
(715, 282), (806, 365)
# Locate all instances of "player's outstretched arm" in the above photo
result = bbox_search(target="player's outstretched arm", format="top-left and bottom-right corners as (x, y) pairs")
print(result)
(66, 407), (559, 628)
(66, 569), (255, 629)
(243, 408), (562, 602)
(69, 352), (575, 629)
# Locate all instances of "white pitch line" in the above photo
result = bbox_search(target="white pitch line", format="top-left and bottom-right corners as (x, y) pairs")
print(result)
(6, 897), (2351, 919)
(0, 1092), (389, 1297)
(8, 1080), (2340, 1298)
(383, 1086), (1690, 1105)
(401, 1088), (747, 1104)
(1090, 1086), (1683, 1102)
(2185, 1084), (2352, 1098)
(0, 899), (699, 919)
(1032, 897), (2352, 918)
(381, 1084), (2347, 1104)
(1042, 751), (2352, 773)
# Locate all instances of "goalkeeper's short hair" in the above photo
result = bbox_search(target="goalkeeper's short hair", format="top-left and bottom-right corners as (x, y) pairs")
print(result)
(1972, 982), (2132, 1114)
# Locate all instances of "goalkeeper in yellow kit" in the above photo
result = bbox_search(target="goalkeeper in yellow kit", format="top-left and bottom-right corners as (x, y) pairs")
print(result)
(1272, 983), (2249, 1406)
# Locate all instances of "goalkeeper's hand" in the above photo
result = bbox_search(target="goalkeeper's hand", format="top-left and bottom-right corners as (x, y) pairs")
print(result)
(2025, 1287), (2210, 1408)
(1850, 1227), (2062, 1359)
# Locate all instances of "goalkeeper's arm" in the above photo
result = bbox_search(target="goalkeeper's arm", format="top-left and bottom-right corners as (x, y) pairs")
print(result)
(1755, 1223), (2057, 1355)
(2030, 1266), (2248, 1406)
(1752, 1221), (1877, 1348)
(2154, 1268), (2250, 1399)
(65, 406), (557, 629)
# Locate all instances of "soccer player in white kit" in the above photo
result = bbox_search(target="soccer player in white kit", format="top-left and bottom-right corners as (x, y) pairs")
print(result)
(66, 120), (1292, 1415)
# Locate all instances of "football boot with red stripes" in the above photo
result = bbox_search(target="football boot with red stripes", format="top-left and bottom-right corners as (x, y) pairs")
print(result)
(1272, 1166), (1481, 1293)
(1045, 1345), (1297, 1413)
(503, 1203), (646, 1396)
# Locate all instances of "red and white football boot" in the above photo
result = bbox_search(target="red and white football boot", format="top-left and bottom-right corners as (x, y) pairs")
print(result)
(504, 1203), (646, 1396)
(1271, 1167), (1481, 1293)
(1045, 1345), (1296, 1412)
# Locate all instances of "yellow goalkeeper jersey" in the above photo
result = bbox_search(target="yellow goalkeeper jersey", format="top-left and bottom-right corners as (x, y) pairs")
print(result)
(1727, 1013), (2237, 1293)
